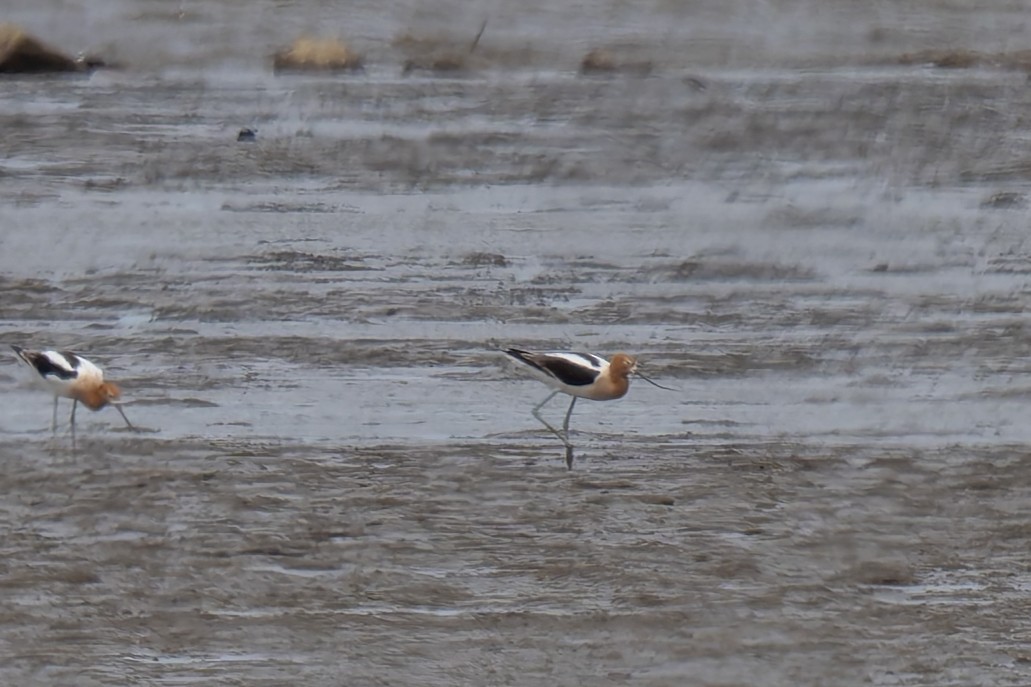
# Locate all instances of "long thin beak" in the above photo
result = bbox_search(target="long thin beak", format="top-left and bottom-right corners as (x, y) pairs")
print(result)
(635, 369), (677, 391)
(112, 403), (137, 431)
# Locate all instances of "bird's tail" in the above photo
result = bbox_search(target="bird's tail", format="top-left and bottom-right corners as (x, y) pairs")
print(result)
(502, 348), (556, 378)
(503, 347), (532, 363)
(11, 345), (29, 364)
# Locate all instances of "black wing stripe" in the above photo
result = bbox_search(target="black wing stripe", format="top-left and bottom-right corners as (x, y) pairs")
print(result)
(504, 348), (537, 368)
(504, 348), (555, 379)
(12, 347), (80, 380)
(540, 357), (599, 386)
(59, 351), (83, 369)
(505, 348), (601, 386)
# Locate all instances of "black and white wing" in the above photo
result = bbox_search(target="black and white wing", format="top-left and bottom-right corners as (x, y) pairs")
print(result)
(12, 346), (83, 381)
(505, 348), (607, 388)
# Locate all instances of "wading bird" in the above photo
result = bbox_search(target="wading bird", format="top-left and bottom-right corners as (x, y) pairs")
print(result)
(11, 345), (135, 439)
(504, 348), (674, 469)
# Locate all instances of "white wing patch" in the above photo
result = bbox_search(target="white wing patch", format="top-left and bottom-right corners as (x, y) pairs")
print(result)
(539, 352), (606, 371)
(527, 351), (607, 388)
(40, 351), (80, 378)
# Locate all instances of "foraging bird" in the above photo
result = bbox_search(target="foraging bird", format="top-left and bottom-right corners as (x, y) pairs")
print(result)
(503, 348), (674, 469)
(11, 345), (135, 437)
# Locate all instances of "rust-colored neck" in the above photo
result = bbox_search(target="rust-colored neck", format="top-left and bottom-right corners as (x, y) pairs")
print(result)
(589, 353), (637, 400)
(73, 382), (119, 411)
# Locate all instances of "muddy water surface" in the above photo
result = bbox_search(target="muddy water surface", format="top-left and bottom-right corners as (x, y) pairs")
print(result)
(3, 1), (1031, 685)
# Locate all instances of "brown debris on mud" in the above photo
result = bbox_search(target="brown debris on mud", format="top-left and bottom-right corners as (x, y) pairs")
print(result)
(580, 47), (654, 75)
(893, 48), (1031, 70)
(272, 36), (364, 72)
(0, 23), (104, 73)
(396, 20), (488, 74)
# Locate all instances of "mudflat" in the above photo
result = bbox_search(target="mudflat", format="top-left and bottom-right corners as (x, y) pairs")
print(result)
(2, 1), (1031, 684)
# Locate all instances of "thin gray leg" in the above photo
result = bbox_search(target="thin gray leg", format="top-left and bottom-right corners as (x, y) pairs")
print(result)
(114, 405), (135, 431)
(562, 397), (577, 435)
(69, 399), (78, 452)
(562, 397), (577, 469)
(51, 396), (58, 434)
(531, 391), (571, 449)
(531, 391), (580, 469)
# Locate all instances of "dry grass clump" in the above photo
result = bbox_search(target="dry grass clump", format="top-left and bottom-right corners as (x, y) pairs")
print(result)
(580, 48), (616, 72)
(895, 49), (1031, 71)
(402, 53), (468, 75)
(580, 48), (653, 76)
(833, 559), (918, 586)
(0, 23), (81, 73)
(272, 36), (363, 72)
(396, 20), (486, 75)
(895, 49), (981, 69)
(392, 32), (450, 54)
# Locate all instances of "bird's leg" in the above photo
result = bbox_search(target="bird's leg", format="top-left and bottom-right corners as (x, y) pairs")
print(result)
(531, 391), (572, 449)
(51, 396), (58, 434)
(113, 405), (136, 431)
(562, 397), (577, 470)
(69, 399), (78, 452)
(562, 397), (577, 437)
(531, 391), (579, 469)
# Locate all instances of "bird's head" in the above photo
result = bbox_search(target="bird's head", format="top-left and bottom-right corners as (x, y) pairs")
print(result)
(617, 354), (677, 391)
(609, 353), (638, 379)
(81, 381), (122, 410)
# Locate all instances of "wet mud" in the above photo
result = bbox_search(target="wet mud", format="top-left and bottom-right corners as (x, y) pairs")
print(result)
(3, 1), (1031, 685)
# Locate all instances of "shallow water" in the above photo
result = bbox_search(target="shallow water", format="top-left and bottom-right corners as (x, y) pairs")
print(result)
(3, 1), (1031, 685)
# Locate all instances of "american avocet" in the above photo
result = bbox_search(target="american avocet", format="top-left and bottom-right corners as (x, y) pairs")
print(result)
(11, 345), (135, 437)
(504, 348), (674, 469)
